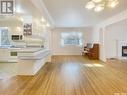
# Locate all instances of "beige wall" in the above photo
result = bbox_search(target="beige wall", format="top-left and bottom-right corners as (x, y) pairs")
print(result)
(95, 9), (127, 62)
(52, 27), (94, 55)
(105, 19), (127, 58)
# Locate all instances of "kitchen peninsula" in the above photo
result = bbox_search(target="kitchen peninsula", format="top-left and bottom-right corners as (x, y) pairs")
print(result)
(0, 47), (51, 76)
(17, 47), (51, 75)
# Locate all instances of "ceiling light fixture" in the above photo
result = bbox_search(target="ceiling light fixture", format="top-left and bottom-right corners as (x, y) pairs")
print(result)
(85, 1), (95, 9)
(85, 0), (119, 12)
(94, 4), (104, 12)
(46, 23), (50, 27)
(107, 0), (119, 8)
(92, 0), (102, 3)
(41, 17), (46, 23)
(20, 18), (24, 22)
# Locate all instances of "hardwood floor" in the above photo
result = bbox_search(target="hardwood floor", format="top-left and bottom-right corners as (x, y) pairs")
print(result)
(0, 56), (127, 95)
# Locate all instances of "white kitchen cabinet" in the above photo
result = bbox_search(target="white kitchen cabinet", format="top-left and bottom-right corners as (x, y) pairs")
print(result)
(0, 48), (19, 63)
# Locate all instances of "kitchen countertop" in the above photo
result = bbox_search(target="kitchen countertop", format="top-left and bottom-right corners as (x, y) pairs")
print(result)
(0, 47), (46, 52)
(0, 46), (50, 62)
(17, 48), (46, 53)
(17, 48), (50, 60)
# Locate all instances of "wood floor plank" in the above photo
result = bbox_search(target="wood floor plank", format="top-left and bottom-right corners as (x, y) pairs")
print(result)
(0, 56), (127, 95)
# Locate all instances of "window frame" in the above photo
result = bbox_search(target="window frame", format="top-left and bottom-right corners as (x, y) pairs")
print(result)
(61, 32), (83, 47)
(0, 27), (11, 47)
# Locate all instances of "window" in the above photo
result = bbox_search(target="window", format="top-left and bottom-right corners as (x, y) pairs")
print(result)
(61, 32), (83, 46)
(0, 27), (10, 47)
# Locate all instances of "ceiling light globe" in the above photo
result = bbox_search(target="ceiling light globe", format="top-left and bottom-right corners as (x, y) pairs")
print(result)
(20, 18), (24, 22)
(92, 0), (102, 3)
(108, 0), (119, 8)
(41, 17), (46, 23)
(85, 1), (95, 9)
(94, 5), (104, 12)
(46, 23), (50, 27)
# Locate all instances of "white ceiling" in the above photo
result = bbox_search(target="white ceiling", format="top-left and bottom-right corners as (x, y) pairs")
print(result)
(43, 0), (127, 27)
(16, 0), (42, 18)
